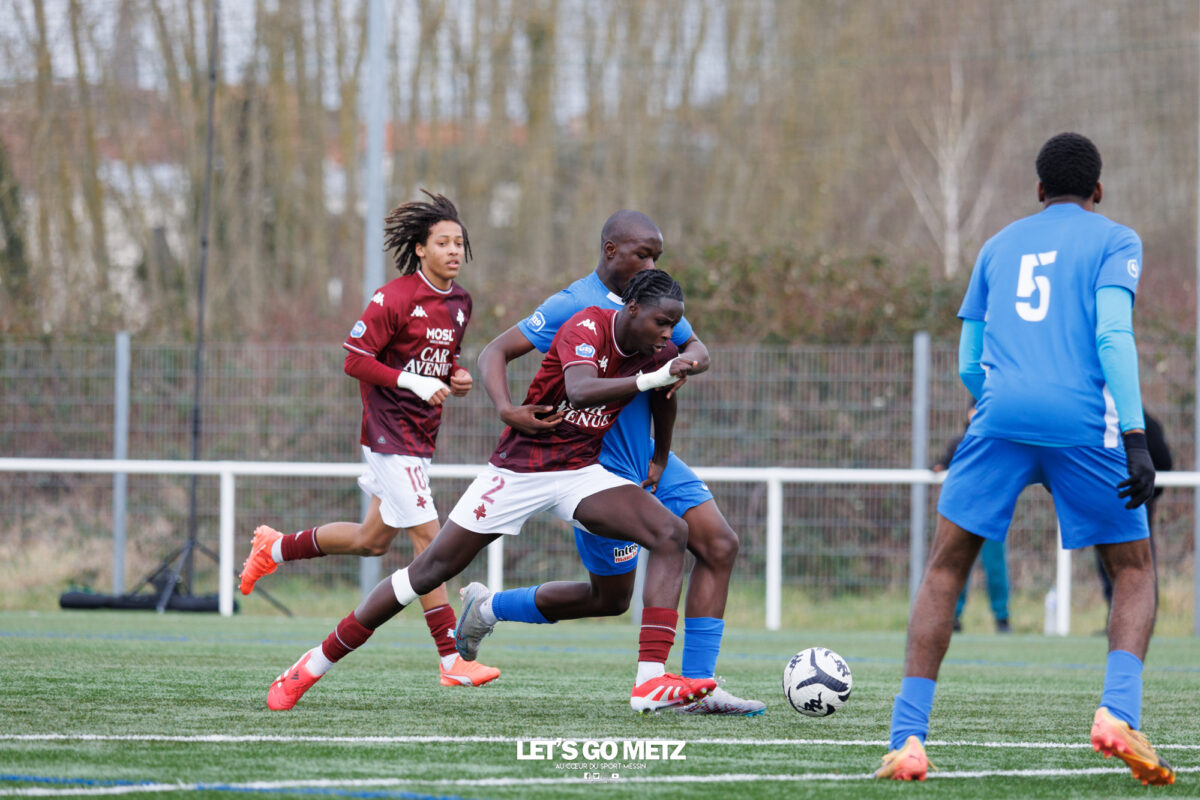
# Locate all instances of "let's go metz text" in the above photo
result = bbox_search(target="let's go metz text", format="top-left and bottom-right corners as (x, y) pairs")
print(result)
(516, 739), (686, 761)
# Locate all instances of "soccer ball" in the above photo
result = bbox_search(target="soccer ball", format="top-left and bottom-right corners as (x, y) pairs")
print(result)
(782, 647), (852, 717)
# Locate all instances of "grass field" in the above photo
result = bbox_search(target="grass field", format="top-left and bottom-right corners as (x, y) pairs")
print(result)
(3, 609), (1199, 799)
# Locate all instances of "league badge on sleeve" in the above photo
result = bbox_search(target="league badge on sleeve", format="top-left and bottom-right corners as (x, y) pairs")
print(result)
(574, 344), (596, 359)
(350, 320), (366, 338)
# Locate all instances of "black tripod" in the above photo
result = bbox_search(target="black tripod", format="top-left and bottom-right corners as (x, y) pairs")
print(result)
(123, 0), (288, 618)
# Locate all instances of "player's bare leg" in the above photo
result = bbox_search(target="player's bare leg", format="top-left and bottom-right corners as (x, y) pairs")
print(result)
(312, 497), (397, 557)
(531, 572), (636, 617)
(671, 500), (762, 714)
(267, 522), (497, 710)
(875, 514), (980, 775)
(903, 515), (983, 680)
(1090, 538), (1172, 785)
(355, 522), (499, 628)
(402, 518), (501, 687)
(1098, 539), (1156, 660)
(241, 499), (397, 595)
(574, 485), (716, 712)
(680, 500), (738, 619)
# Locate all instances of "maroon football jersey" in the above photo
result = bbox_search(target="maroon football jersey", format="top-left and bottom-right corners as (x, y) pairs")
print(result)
(343, 271), (472, 457)
(490, 307), (677, 472)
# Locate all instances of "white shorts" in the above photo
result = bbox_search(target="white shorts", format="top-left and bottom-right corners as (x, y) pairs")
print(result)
(358, 446), (438, 529)
(447, 463), (635, 536)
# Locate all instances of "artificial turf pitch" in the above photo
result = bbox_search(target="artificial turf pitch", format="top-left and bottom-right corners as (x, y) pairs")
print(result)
(2, 609), (1198, 799)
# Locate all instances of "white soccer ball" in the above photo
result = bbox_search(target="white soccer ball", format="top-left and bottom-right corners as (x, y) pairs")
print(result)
(782, 647), (852, 717)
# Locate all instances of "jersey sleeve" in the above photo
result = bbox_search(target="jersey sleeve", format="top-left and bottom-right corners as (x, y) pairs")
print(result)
(553, 312), (606, 371)
(958, 240), (991, 321)
(343, 289), (407, 386)
(1095, 225), (1142, 297)
(518, 289), (583, 353)
(344, 289), (399, 359)
(670, 314), (694, 347)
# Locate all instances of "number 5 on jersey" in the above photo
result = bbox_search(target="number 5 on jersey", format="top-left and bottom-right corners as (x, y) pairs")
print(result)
(1016, 251), (1056, 322)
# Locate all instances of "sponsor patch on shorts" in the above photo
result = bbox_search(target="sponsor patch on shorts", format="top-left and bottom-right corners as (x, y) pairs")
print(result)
(613, 544), (638, 563)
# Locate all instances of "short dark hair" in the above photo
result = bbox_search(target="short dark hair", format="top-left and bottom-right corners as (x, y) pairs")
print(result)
(621, 268), (683, 307)
(1036, 133), (1102, 200)
(600, 210), (659, 249)
(382, 189), (472, 275)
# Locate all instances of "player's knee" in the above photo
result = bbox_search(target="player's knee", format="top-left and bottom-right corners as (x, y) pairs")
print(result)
(590, 587), (630, 616)
(692, 524), (739, 567)
(361, 539), (392, 558)
(645, 516), (687, 554)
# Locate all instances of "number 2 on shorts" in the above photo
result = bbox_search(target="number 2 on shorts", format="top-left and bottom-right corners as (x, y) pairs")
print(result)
(480, 475), (505, 504)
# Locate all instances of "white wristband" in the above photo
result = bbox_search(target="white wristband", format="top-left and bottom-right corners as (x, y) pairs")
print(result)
(635, 361), (681, 392)
(396, 370), (447, 402)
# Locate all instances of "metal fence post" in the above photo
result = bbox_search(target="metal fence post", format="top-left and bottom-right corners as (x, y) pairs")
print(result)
(112, 331), (130, 594)
(219, 467), (235, 617)
(909, 332), (931, 604)
(766, 474), (783, 630)
(358, 0), (387, 604)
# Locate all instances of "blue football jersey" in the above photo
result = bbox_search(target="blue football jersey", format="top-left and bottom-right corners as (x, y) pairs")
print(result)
(959, 203), (1142, 446)
(517, 271), (695, 479)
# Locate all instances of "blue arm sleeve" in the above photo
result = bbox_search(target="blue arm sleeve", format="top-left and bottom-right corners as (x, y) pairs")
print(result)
(957, 318), (985, 400)
(1095, 286), (1145, 432)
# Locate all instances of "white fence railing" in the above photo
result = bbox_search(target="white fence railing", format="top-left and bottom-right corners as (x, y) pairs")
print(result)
(3, 457), (1198, 631)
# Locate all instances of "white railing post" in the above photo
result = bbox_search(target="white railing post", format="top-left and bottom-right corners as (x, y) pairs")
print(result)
(1054, 523), (1071, 635)
(765, 474), (782, 631)
(909, 332), (931, 604)
(486, 536), (504, 592)
(219, 466), (235, 617)
(112, 331), (131, 594)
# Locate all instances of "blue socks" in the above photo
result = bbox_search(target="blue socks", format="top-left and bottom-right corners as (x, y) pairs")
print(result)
(490, 585), (553, 624)
(889, 676), (937, 751)
(681, 617), (724, 679)
(1100, 649), (1143, 729)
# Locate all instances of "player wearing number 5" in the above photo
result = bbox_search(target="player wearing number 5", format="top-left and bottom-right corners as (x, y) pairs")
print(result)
(238, 191), (500, 689)
(263, 270), (718, 713)
(877, 133), (1173, 785)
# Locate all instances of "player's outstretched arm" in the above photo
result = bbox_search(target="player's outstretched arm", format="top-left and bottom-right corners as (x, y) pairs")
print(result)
(564, 357), (694, 409)
(478, 325), (563, 434)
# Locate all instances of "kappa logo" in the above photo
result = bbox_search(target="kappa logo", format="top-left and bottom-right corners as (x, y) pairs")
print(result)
(576, 318), (598, 334)
(350, 320), (366, 338)
(613, 544), (638, 564)
(371, 291), (385, 306)
(457, 308), (466, 326)
(598, 356), (608, 371)
(412, 305), (428, 318)
(575, 343), (596, 359)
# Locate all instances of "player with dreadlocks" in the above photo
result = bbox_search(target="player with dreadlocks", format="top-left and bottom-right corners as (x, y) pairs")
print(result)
(263, 269), (719, 714)
(239, 190), (501, 689)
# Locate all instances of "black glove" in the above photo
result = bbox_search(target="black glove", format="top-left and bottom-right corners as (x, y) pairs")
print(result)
(1117, 431), (1156, 510)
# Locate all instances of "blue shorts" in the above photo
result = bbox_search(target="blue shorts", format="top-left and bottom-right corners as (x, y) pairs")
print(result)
(938, 434), (1149, 549)
(573, 452), (715, 576)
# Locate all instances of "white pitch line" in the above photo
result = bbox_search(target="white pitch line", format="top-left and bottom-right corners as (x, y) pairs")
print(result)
(3, 733), (1200, 751)
(3, 767), (1200, 796)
